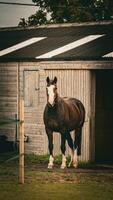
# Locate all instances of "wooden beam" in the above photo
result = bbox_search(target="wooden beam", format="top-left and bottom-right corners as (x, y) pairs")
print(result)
(19, 99), (24, 184)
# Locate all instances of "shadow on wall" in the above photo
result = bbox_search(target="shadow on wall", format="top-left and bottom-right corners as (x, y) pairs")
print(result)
(0, 135), (15, 153)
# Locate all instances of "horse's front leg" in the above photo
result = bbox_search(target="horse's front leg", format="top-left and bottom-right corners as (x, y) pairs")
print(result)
(46, 128), (54, 169)
(60, 133), (66, 169)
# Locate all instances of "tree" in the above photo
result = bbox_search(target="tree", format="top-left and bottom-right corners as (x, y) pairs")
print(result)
(32, 0), (94, 23)
(93, 0), (113, 20)
(18, 0), (113, 27)
(18, 18), (27, 28)
(27, 10), (47, 26)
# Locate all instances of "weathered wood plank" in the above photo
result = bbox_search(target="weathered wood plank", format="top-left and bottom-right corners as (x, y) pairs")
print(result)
(0, 63), (18, 143)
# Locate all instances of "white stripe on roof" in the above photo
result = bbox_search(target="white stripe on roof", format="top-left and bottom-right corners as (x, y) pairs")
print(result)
(0, 37), (46, 57)
(36, 35), (105, 59)
(103, 52), (113, 57)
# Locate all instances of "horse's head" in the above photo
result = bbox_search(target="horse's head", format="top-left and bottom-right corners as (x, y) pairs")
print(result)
(46, 76), (58, 107)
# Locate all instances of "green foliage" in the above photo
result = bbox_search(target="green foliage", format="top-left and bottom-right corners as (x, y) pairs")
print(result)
(27, 10), (47, 26)
(25, 154), (49, 164)
(18, 10), (47, 27)
(18, 0), (113, 27)
(18, 18), (27, 28)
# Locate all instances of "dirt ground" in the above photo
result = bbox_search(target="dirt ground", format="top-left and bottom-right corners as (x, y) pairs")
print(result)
(0, 154), (113, 200)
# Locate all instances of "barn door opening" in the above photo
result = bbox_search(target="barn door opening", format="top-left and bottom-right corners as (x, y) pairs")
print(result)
(95, 70), (113, 163)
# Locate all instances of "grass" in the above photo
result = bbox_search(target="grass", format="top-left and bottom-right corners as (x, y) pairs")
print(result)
(25, 153), (96, 168)
(0, 152), (113, 200)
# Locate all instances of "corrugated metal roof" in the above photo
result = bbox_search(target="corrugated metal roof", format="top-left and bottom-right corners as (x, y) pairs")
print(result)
(0, 22), (113, 61)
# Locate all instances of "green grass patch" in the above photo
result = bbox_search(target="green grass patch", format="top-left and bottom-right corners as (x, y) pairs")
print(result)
(0, 152), (105, 169)
(25, 154), (96, 168)
(0, 170), (113, 200)
(0, 152), (113, 200)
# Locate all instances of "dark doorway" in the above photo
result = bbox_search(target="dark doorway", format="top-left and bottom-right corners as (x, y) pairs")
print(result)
(95, 70), (113, 163)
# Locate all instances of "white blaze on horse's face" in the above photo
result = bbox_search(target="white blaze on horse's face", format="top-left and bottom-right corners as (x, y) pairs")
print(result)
(47, 85), (55, 106)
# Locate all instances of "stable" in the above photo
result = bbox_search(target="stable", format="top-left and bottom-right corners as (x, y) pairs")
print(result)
(0, 22), (113, 163)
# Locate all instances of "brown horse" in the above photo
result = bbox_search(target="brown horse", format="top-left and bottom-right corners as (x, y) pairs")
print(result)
(43, 76), (85, 169)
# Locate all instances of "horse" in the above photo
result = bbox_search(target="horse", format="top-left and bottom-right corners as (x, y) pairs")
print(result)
(43, 76), (85, 169)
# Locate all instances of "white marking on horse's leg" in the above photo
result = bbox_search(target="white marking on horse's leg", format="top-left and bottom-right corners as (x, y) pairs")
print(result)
(73, 149), (78, 168)
(61, 154), (67, 169)
(68, 149), (74, 167)
(48, 155), (54, 169)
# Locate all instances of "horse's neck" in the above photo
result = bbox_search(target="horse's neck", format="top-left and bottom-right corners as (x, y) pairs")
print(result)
(56, 96), (65, 112)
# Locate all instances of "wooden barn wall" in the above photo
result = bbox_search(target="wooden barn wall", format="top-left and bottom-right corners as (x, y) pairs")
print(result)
(0, 63), (18, 142)
(19, 62), (96, 162)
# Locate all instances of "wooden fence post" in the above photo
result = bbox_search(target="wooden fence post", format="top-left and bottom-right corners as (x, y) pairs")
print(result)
(19, 99), (24, 184)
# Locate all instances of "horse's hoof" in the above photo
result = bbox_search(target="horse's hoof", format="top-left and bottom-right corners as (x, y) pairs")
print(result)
(60, 165), (66, 169)
(47, 165), (53, 169)
(73, 163), (78, 168)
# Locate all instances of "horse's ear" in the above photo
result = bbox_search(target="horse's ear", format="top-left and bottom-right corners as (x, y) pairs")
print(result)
(54, 76), (57, 84)
(46, 76), (50, 84)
